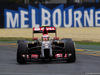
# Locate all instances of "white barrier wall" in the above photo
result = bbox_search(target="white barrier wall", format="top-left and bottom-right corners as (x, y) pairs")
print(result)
(0, 27), (100, 42)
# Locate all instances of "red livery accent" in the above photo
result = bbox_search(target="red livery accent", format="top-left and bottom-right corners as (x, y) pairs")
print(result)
(32, 37), (38, 40)
(27, 55), (29, 59)
(26, 54), (39, 59)
(55, 54), (67, 58)
(54, 37), (59, 40)
(31, 54), (39, 59)
(33, 27), (56, 31)
(64, 54), (67, 58)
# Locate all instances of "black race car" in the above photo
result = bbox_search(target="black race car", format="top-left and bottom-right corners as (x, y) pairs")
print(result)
(17, 26), (76, 64)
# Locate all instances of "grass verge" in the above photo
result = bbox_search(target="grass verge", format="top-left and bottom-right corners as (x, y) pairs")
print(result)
(0, 37), (100, 45)
(0, 37), (32, 41)
(75, 41), (100, 46)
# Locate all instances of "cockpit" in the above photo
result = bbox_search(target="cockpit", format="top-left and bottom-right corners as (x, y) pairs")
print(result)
(42, 35), (49, 41)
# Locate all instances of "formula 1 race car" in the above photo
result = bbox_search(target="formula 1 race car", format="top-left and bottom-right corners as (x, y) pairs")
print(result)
(17, 25), (76, 64)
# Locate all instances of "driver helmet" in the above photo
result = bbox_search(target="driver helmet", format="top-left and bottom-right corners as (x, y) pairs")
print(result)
(42, 35), (49, 41)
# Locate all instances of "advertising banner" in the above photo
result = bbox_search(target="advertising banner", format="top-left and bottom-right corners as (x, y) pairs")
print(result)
(0, 4), (100, 28)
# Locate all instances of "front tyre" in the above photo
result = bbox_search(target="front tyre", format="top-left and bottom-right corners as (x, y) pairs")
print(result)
(17, 42), (28, 64)
(64, 40), (76, 62)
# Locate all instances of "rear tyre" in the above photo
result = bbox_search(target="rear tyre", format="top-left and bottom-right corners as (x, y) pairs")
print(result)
(17, 42), (28, 64)
(64, 40), (76, 62)
(62, 38), (72, 41)
(17, 40), (27, 43)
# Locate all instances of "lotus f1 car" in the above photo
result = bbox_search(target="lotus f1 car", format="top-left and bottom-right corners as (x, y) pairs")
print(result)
(17, 26), (76, 64)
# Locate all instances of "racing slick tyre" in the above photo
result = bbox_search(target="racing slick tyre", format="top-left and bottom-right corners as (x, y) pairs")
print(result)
(62, 38), (72, 41)
(17, 40), (27, 44)
(17, 42), (28, 64)
(64, 40), (76, 62)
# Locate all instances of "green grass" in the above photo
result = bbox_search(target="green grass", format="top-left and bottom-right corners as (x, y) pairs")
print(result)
(75, 41), (100, 46)
(0, 38), (32, 41)
(0, 38), (100, 45)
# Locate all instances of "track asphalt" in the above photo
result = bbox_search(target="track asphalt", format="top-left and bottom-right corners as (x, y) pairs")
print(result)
(0, 43), (100, 75)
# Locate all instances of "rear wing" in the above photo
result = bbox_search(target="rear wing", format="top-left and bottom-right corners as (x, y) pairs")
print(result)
(33, 27), (56, 33)
(33, 27), (57, 37)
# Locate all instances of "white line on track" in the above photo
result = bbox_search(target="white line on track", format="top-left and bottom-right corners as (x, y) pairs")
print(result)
(0, 73), (80, 75)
